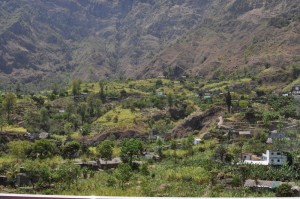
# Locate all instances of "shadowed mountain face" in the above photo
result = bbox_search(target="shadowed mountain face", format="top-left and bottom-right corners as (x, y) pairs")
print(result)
(0, 0), (299, 88)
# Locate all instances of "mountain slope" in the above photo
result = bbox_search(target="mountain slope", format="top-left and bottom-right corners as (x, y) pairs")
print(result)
(140, 0), (300, 82)
(0, 0), (299, 89)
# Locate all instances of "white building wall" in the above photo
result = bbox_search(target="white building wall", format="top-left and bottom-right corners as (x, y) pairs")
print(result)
(266, 150), (287, 165)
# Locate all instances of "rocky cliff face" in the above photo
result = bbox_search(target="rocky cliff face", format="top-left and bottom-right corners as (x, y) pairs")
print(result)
(0, 0), (299, 89)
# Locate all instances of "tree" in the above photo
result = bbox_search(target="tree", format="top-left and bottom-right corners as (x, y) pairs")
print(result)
(277, 115), (284, 134)
(186, 135), (194, 156)
(62, 141), (81, 159)
(155, 79), (163, 88)
(15, 83), (21, 98)
(230, 143), (243, 163)
(2, 93), (17, 123)
(64, 122), (74, 135)
(115, 163), (132, 189)
(140, 163), (150, 176)
(120, 89), (127, 98)
(23, 160), (40, 189)
(24, 110), (40, 133)
(71, 79), (81, 96)
(39, 107), (49, 131)
(0, 113), (6, 131)
(156, 138), (163, 157)
(78, 102), (87, 125)
(31, 95), (45, 107)
(238, 165), (250, 187)
(99, 81), (106, 102)
(23, 160), (54, 189)
(225, 91), (232, 113)
(121, 139), (143, 167)
(214, 145), (227, 162)
(51, 83), (59, 95)
(292, 63), (300, 79)
(7, 140), (31, 162)
(56, 161), (81, 189)
(65, 101), (76, 121)
(170, 140), (178, 164)
(5, 163), (19, 187)
(87, 93), (102, 117)
(94, 98), (102, 117)
(97, 140), (113, 163)
(81, 123), (91, 136)
(31, 139), (57, 159)
(167, 94), (174, 107)
(70, 114), (80, 130)
(182, 135), (194, 152)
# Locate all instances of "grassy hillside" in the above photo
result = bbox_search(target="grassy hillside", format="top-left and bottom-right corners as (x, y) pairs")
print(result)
(0, 77), (299, 197)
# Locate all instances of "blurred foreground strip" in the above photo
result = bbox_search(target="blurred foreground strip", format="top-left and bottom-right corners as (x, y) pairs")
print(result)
(0, 194), (276, 199)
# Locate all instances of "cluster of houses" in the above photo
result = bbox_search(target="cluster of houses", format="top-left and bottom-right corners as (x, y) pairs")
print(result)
(233, 128), (289, 165)
(0, 152), (161, 188)
(281, 84), (300, 101)
(219, 122), (292, 166)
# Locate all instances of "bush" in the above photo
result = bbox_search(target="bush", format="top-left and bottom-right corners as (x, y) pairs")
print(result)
(140, 164), (150, 176)
(292, 63), (300, 79)
(106, 176), (116, 187)
(238, 100), (249, 108)
(231, 174), (241, 187)
(275, 184), (294, 197)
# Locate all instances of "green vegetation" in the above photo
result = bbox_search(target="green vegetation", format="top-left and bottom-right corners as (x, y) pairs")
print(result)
(96, 108), (143, 130)
(0, 77), (299, 197)
(97, 140), (113, 162)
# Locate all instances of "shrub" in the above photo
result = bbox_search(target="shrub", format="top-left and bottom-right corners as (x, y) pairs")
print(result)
(231, 174), (241, 187)
(275, 184), (294, 197)
(106, 176), (116, 187)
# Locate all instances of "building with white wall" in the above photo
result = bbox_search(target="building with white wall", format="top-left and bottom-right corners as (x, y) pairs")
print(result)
(242, 150), (287, 166)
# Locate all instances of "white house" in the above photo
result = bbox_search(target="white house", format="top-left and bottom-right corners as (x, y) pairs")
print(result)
(262, 150), (287, 166)
(242, 150), (287, 166)
(194, 138), (201, 145)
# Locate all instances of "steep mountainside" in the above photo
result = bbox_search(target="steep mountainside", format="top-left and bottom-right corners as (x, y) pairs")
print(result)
(140, 0), (300, 83)
(0, 0), (299, 89)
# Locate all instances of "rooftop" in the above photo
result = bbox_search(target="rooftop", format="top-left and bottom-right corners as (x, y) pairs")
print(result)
(239, 131), (251, 135)
(244, 179), (295, 189)
(243, 160), (268, 165)
(99, 157), (122, 165)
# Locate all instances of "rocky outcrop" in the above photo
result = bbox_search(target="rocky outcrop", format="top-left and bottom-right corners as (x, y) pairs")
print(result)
(171, 106), (224, 138)
(0, 132), (31, 143)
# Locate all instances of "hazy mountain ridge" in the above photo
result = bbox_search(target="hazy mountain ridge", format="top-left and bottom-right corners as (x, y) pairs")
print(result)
(0, 0), (299, 89)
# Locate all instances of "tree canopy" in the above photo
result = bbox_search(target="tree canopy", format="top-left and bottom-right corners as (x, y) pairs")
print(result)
(97, 139), (114, 161)
(121, 139), (143, 166)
